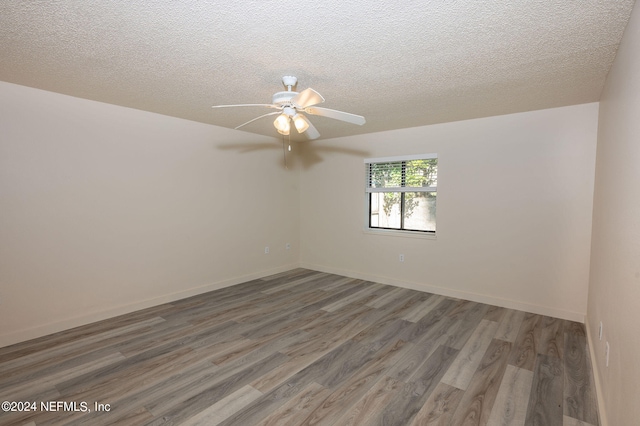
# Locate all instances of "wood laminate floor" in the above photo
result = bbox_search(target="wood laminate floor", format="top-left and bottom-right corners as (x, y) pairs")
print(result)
(0, 269), (600, 426)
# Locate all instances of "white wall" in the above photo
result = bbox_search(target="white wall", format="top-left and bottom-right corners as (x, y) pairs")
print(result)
(299, 104), (598, 321)
(588, 1), (640, 424)
(0, 81), (600, 349)
(0, 81), (300, 347)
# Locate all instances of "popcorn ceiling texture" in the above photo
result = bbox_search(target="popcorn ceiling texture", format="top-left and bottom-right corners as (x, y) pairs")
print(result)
(0, 0), (635, 140)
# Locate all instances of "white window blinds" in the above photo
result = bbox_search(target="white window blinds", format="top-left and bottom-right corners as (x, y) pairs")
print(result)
(365, 155), (437, 193)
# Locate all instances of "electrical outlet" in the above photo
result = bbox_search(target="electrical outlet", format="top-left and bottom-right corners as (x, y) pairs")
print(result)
(599, 322), (603, 340)
(286, 243), (291, 250)
(605, 341), (610, 367)
(264, 246), (269, 254)
(399, 254), (404, 262)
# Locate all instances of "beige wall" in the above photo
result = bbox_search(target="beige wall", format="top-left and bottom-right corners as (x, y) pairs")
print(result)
(0, 81), (300, 347)
(299, 103), (598, 322)
(0, 81), (601, 350)
(588, 1), (640, 424)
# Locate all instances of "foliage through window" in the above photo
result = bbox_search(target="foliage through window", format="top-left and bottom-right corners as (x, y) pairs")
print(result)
(365, 154), (437, 233)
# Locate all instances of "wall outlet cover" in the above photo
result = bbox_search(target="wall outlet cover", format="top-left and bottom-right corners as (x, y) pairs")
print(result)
(599, 321), (603, 340)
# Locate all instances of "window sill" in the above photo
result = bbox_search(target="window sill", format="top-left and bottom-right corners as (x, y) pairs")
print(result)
(362, 228), (437, 240)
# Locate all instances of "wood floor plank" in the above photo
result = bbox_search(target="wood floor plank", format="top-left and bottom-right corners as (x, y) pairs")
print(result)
(249, 346), (337, 394)
(369, 344), (459, 425)
(509, 313), (542, 371)
(297, 339), (410, 425)
(540, 316), (564, 359)
(218, 340), (368, 426)
(56, 345), (200, 401)
(564, 321), (586, 337)
(0, 304), (176, 362)
(313, 341), (379, 390)
(449, 338), (512, 426)
(320, 283), (382, 312)
(357, 291), (422, 330)
(372, 290), (431, 323)
(159, 292), (262, 324)
(0, 316), (165, 376)
(400, 298), (457, 343)
(486, 364), (534, 426)
(315, 276), (362, 292)
(0, 269), (600, 426)
(386, 339), (440, 382)
(410, 382), (465, 426)
(564, 331), (599, 425)
(251, 313), (370, 393)
(495, 309), (526, 343)
(332, 375), (403, 426)
(299, 302), (373, 340)
(259, 268), (316, 282)
(443, 303), (491, 350)
(180, 384), (263, 426)
(260, 272), (332, 294)
(239, 306), (324, 341)
(73, 358), (222, 426)
(146, 351), (288, 426)
(229, 289), (322, 325)
(484, 305), (506, 322)
(525, 354), (564, 426)
(401, 294), (443, 323)
(301, 280), (373, 312)
(447, 299), (476, 318)
(211, 329), (308, 367)
(352, 316), (410, 350)
(563, 415), (597, 426)
(254, 382), (331, 426)
(117, 319), (242, 357)
(366, 287), (408, 308)
(0, 351), (126, 401)
(441, 319), (499, 390)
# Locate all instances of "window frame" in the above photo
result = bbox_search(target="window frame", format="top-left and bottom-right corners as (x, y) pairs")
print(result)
(364, 154), (438, 235)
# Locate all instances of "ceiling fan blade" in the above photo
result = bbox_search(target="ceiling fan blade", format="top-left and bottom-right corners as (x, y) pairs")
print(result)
(304, 107), (366, 126)
(212, 103), (278, 109)
(291, 88), (325, 109)
(234, 111), (280, 130)
(304, 119), (320, 140)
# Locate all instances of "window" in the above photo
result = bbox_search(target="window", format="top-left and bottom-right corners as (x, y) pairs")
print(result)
(365, 154), (437, 233)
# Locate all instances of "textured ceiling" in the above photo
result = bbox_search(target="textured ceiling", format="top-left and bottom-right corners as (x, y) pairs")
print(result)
(0, 1), (636, 141)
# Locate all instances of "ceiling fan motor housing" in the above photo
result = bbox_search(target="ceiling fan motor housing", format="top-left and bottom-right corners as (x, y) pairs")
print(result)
(272, 91), (298, 105)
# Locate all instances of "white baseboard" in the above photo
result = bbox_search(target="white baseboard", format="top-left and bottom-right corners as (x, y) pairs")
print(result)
(299, 262), (586, 323)
(0, 263), (298, 349)
(585, 315), (608, 426)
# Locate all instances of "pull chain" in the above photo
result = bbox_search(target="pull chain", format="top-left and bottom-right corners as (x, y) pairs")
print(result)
(282, 133), (287, 169)
(282, 132), (292, 169)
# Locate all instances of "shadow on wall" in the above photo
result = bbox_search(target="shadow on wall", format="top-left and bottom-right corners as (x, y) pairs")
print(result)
(216, 140), (370, 170)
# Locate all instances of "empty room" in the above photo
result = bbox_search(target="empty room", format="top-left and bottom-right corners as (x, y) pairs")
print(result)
(1, 1), (639, 425)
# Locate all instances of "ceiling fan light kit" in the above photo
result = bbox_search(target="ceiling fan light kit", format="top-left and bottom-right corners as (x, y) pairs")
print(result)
(212, 76), (366, 140)
(293, 113), (310, 133)
(274, 113), (291, 135)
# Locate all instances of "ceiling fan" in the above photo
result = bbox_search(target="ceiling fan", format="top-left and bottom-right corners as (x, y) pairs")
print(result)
(211, 76), (366, 140)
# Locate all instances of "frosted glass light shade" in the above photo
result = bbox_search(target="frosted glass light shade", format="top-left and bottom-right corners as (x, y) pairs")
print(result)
(293, 114), (310, 133)
(274, 114), (290, 135)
